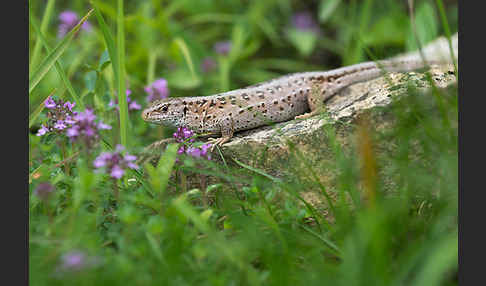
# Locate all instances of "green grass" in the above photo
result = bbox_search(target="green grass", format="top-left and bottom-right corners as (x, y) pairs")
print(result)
(29, 0), (458, 285)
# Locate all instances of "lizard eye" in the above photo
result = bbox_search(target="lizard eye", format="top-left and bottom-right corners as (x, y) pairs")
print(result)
(159, 105), (169, 112)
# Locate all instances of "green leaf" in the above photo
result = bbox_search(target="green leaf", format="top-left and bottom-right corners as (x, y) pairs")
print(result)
(93, 6), (119, 84)
(319, 0), (341, 23)
(435, 0), (458, 77)
(166, 69), (201, 89)
(98, 50), (112, 71)
(28, 4), (83, 114)
(171, 195), (210, 233)
(84, 70), (97, 92)
(411, 233), (458, 286)
(116, 0), (128, 147)
(406, 2), (439, 51)
(29, 0), (56, 72)
(29, 9), (94, 95)
(363, 13), (408, 46)
(285, 28), (317, 57)
(145, 143), (178, 194)
(155, 143), (179, 193)
(172, 37), (200, 83)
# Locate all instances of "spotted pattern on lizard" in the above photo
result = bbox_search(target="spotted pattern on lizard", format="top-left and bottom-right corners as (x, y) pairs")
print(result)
(142, 59), (446, 149)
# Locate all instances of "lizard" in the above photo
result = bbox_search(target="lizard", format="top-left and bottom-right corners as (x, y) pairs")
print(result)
(141, 59), (448, 150)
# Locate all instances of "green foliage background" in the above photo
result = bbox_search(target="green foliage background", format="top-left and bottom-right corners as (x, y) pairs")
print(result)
(29, 0), (458, 285)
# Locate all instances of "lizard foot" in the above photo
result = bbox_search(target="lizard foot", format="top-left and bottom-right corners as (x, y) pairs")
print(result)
(208, 136), (231, 152)
(295, 111), (318, 120)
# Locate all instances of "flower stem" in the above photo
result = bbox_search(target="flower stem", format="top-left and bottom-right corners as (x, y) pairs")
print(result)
(58, 139), (70, 176)
(113, 179), (120, 202)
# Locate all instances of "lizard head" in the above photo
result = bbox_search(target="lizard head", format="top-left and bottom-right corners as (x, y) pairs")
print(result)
(141, 98), (187, 128)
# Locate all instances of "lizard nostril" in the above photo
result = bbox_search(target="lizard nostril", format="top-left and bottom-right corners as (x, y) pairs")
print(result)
(142, 109), (150, 120)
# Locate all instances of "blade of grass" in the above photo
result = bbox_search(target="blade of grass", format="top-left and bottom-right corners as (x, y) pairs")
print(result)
(29, 6), (83, 109)
(434, 0), (458, 77)
(147, 51), (157, 85)
(29, 0), (56, 72)
(173, 37), (199, 81)
(232, 157), (282, 183)
(117, 0), (129, 147)
(92, 4), (119, 88)
(300, 225), (341, 255)
(29, 9), (94, 95)
(29, 88), (56, 128)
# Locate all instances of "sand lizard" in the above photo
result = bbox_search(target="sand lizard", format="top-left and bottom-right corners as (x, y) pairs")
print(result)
(142, 59), (445, 149)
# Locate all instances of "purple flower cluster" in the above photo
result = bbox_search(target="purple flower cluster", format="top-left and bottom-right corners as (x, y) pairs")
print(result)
(213, 41), (232, 55)
(54, 250), (101, 275)
(201, 57), (217, 73)
(291, 11), (321, 34)
(109, 89), (142, 111)
(145, 79), (169, 102)
(33, 182), (54, 201)
(66, 109), (112, 148)
(93, 145), (139, 179)
(37, 96), (77, 136)
(58, 10), (92, 38)
(173, 127), (212, 160)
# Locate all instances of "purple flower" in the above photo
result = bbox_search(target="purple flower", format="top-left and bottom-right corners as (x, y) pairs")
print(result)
(67, 109), (111, 148)
(93, 146), (139, 179)
(93, 152), (110, 168)
(173, 127), (212, 160)
(291, 11), (321, 34)
(33, 182), (54, 201)
(61, 250), (86, 271)
(145, 79), (170, 102)
(37, 97), (78, 136)
(55, 250), (101, 276)
(53, 120), (67, 130)
(128, 101), (142, 110)
(177, 146), (186, 155)
(115, 144), (125, 152)
(36, 125), (49, 136)
(200, 143), (212, 160)
(110, 165), (124, 179)
(66, 126), (79, 137)
(64, 115), (76, 125)
(124, 154), (137, 161)
(110, 90), (142, 111)
(75, 108), (96, 123)
(58, 10), (92, 38)
(45, 97), (57, 109)
(201, 57), (217, 73)
(213, 41), (231, 55)
(97, 121), (112, 130)
(186, 147), (202, 158)
(63, 101), (76, 112)
(173, 127), (195, 143)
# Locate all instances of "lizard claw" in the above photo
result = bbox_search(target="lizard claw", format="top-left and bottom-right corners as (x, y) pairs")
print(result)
(295, 112), (313, 120)
(295, 109), (323, 120)
(207, 137), (231, 152)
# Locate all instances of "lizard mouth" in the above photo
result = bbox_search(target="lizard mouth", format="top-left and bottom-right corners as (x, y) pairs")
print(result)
(141, 109), (154, 121)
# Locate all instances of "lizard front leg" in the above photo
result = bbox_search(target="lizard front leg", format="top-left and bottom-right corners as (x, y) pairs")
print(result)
(208, 118), (235, 151)
(295, 82), (347, 120)
(295, 84), (328, 120)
